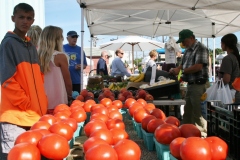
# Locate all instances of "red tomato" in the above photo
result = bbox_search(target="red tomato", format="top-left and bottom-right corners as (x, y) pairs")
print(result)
(164, 116), (180, 127)
(170, 137), (186, 159)
(37, 133), (70, 159)
(91, 107), (109, 116)
(15, 130), (43, 145)
(129, 102), (143, 117)
(49, 121), (74, 141)
(61, 118), (78, 132)
(180, 137), (211, 160)
(107, 105), (119, 112)
(150, 108), (166, 120)
(85, 99), (96, 105)
(83, 103), (94, 112)
(141, 115), (156, 131)
(110, 128), (129, 145)
(114, 139), (141, 160)
(70, 102), (84, 112)
(30, 121), (51, 130)
(100, 98), (112, 107)
(106, 119), (125, 130)
(112, 100), (123, 109)
(84, 120), (108, 137)
(39, 114), (57, 125)
(89, 129), (113, 145)
(83, 137), (109, 153)
(137, 98), (147, 106)
(144, 103), (156, 112)
(53, 104), (70, 114)
(108, 110), (123, 120)
(54, 111), (70, 120)
(154, 123), (181, 144)
(205, 136), (228, 160)
(90, 104), (105, 112)
(90, 113), (109, 123)
(32, 129), (51, 136)
(8, 143), (40, 160)
(133, 107), (150, 123)
(71, 100), (84, 107)
(179, 124), (201, 138)
(147, 119), (165, 133)
(70, 109), (87, 123)
(124, 98), (136, 109)
(85, 144), (118, 160)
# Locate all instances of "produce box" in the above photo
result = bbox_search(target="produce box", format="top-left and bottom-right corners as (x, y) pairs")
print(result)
(74, 122), (85, 138)
(141, 128), (155, 151)
(207, 101), (240, 160)
(133, 119), (143, 138)
(153, 137), (170, 160)
(143, 81), (180, 100)
(84, 112), (91, 125)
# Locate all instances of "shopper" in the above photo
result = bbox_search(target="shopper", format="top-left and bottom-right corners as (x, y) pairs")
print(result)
(38, 26), (72, 114)
(63, 31), (87, 93)
(27, 25), (42, 47)
(0, 3), (48, 158)
(169, 29), (209, 137)
(97, 51), (109, 75)
(219, 33), (240, 103)
(111, 49), (131, 77)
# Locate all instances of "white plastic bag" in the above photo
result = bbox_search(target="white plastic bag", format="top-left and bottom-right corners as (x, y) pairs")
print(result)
(205, 80), (219, 101)
(215, 79), (234, 104)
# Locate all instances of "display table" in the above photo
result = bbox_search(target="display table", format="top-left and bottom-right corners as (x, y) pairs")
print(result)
(151, 99), (186, 119)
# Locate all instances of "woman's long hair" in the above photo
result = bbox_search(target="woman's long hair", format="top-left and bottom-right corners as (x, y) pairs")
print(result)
(221, 33), (240, 68)
(27, 25), (42, 47)
(38, 25), (63, 73)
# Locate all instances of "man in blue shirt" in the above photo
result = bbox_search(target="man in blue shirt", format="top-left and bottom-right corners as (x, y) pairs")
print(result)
(63, 31), (87, 93)
(111, 49), (131, 77)
(97, 51), (109, 75)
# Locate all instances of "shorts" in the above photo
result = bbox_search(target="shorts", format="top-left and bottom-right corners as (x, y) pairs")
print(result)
(0, 123), (28, 154)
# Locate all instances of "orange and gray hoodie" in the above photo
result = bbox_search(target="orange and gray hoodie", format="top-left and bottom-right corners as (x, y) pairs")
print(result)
(0, 32), (48, 127)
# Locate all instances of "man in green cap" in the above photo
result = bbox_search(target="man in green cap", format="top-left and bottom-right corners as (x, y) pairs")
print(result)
(169, 29), (209, 137)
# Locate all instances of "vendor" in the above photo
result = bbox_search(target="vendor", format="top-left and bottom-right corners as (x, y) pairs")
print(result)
(111, 49), (131, 77)
(144, 50), (174, 85)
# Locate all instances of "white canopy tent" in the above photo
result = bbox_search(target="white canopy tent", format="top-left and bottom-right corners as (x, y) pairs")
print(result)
(76, 0), (240, 90)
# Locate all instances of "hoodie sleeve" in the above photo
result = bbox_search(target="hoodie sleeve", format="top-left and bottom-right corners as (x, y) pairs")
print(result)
(0, 41), (30, 110)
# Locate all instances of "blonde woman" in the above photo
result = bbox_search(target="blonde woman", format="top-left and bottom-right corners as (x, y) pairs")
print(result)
(27, 25), (42, 47)
(38, 26), (72, 114)
(144, 50), (171, 85)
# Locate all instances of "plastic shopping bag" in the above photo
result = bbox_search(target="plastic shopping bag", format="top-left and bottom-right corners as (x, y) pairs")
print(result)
(216, 79), (234, 104)
(204, 80), (219, 101)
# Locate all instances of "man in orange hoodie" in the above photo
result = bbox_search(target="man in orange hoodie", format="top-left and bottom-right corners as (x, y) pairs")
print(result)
(0, 3), (48, 158)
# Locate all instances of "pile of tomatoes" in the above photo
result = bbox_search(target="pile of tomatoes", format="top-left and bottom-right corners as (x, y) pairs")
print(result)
(8, 100), (87, 160)
(82, 97), (141, 160)
(124, 98), (229, 160)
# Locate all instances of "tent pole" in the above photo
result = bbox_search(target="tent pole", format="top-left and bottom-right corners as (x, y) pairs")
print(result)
(212, 22), (216, 82)
(90, 35), (93, 74)
(132, 44), (134, 70)
(80, 3), (86, 91)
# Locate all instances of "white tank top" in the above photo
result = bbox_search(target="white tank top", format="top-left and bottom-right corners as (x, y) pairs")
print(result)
(44, 51), (68, 109)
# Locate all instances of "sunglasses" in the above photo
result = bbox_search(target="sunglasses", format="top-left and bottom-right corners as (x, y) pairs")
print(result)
(71, 35), (79, 38)
(119, 52), (124, 55)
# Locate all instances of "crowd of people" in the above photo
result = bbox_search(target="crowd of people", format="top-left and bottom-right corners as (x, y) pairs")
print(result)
(0, 2), (240, 159)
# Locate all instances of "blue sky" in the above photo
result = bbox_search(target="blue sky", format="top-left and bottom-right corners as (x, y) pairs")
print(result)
(45, 0), (240, 50)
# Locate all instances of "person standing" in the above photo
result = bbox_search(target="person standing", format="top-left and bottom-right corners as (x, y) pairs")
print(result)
(169, 29), (209, 137)
(219, 33), (240, 103)
(97, 51), (109, 75)
(27, 25), (42, 47)
(38, 26), (72, 114)
(63, 31), (87, 93)
(0, 3), (48, 158)
(111, 49), (131, 77)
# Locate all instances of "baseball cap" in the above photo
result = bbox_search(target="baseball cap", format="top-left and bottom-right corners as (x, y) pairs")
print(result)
(67, 31), (79, 37)
(176, 29), (194, 43)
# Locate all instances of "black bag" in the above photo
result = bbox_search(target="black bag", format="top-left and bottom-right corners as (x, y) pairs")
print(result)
(144, 67), (176, 82)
